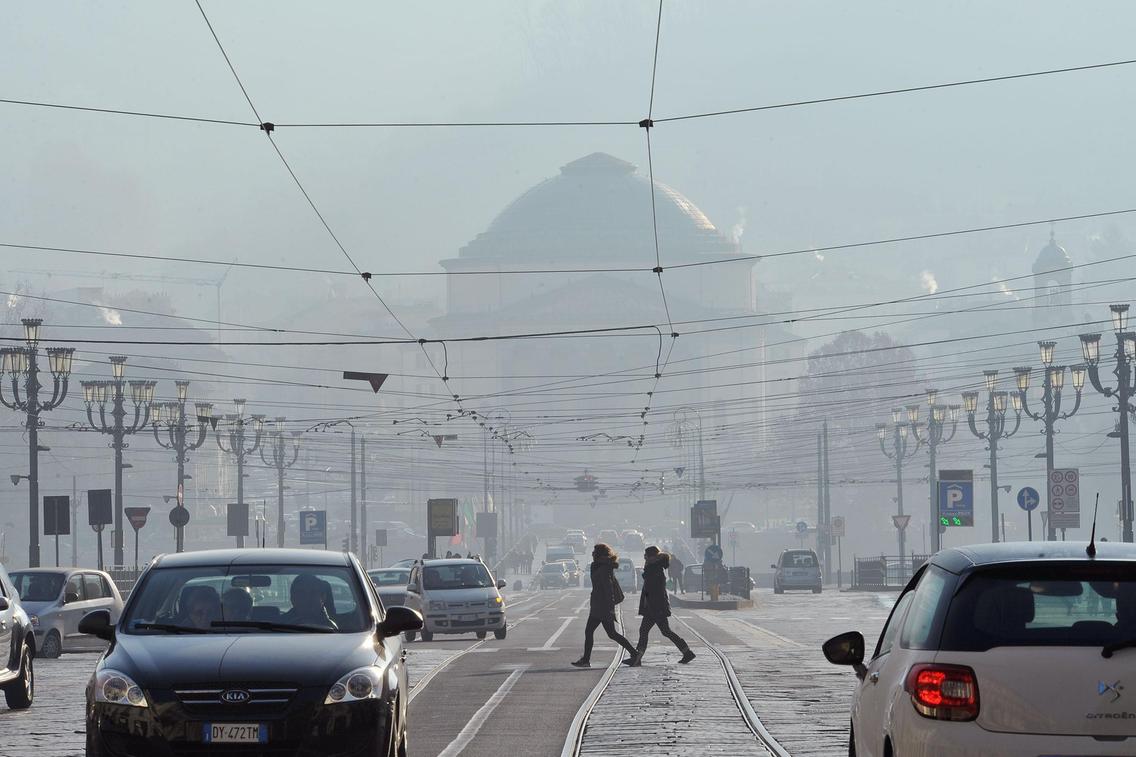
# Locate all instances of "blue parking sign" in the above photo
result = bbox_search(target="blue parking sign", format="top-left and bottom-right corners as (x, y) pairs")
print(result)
(299, 510), (327, 546)
(938, 470), (974, 527)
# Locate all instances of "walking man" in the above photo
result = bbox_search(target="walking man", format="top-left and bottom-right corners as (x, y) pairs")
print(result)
(630, 545), (695, 665)
(571, 543), (639, 668)
(669, 552), (685, 595)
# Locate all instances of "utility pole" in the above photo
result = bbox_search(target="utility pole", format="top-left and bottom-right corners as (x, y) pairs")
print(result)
(260, 417), (300, 548)
(152, 381), (212, 552)
(71, 476), (78, 567)
(822, 420), (832, 584)
(907, 392), (960, 553)
(878, 409), (920, 564)
(360, 435), (367, 567)
(962, 370), (1022, 543)
(216, 400), (264, 548)
(350, 428), (357, 555)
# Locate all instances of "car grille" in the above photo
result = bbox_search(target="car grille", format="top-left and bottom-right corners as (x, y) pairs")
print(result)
(445, 600), (484, 609)
(173, 684), (299, 717)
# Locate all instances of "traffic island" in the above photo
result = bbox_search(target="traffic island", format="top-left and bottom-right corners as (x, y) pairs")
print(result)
(671, 593), (753, 610)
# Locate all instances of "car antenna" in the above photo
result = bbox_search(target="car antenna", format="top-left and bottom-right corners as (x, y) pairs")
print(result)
(1086, 492), (1100, 558)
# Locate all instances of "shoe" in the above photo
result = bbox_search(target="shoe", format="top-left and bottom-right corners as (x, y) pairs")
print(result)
(623, 650), (643, 667)
(571, 658), (591, 668)
(679, 649), (696, 664)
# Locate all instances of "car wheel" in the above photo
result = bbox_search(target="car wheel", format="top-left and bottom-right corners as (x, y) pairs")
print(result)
(476, 631), (487, 639)
(773, 585), (784, 594)
(3, 643), (34, 709)
(404, 630), (416, 642)
(494, 627), (507, 640)
(813, 587), (823, 594)
(41, 630), (62, 659)
(420, 630), (433, 642)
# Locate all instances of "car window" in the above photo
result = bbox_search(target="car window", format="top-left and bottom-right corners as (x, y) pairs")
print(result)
(83, 574), (104, 600)
(424, 563), (493, 590)
(65, 574), (85, 602)
(940, 562), (1136, 651)
(368, 570), (409, 586)
(10, 572), (65, 602)
(873, 590), (915, 659)
(100, 576), (114, 598)
(899, 565), (954, 649)
(780, 551), (818, 568)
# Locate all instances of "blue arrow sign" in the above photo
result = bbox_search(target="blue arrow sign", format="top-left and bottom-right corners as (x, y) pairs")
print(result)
(796, 520), (808, 534)
(1017, 487), (1040, 512)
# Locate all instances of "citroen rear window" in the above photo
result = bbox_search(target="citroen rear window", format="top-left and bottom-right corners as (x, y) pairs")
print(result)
(938, 562), (1136, 651)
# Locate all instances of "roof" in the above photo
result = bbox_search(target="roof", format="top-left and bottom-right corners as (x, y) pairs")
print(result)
(933, 541), (1136, 573)
(1034, 231), (1072, 275)
(152, 548), (353, 569)
(453, 152), (739, 263)
(418, 558), (484, 567)
(7, 567), (86, 575)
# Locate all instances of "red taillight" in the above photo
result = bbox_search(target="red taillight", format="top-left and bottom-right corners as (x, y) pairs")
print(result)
(904, 664), (979, 721)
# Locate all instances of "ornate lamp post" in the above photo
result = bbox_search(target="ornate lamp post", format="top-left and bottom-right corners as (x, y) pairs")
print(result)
(877, 407), (921, 563)
(1080, 303), (1136, 542)
(962, 370), (1022, 543)
(907, 391), (961, 552)
(151, 380), (213, 552)
(1015, 341), (1085, 540)
(261, 416), (301, 548)
(216, 399), (264, 548)
(0, 319), (75, 567)
(81, 356), (155, 568)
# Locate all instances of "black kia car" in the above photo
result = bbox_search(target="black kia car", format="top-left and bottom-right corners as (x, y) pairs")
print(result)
(78, 548), (422, 757)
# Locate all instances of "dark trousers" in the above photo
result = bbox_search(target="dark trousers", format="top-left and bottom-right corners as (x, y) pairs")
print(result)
(637, 616), (689, 652)
(582, 614), (637, 660)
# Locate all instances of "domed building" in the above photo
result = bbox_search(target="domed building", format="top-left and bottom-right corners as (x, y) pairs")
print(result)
(1033, 229), (1073, 327)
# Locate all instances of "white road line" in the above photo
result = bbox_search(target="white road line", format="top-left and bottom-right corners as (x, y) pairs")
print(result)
(436, 666), (528, 757)
(738, 619), (805, 648)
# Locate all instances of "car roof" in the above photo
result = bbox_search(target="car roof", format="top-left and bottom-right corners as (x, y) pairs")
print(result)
(932, 541), (1136, 573)
(368, 567), (408, 573)
(153, 548), (353, 569)
(419, 558), (484, 566)
(8, 567), (80, 575)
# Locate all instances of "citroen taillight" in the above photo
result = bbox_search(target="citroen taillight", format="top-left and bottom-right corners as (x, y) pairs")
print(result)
(904, 663), (979, 721)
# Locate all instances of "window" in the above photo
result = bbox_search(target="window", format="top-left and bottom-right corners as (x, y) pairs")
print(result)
(83, 574), (104, 600)
(874, 591), (914, 659)
(100, 575), (114, 598)
(65, 575), (85, 603)
(10, 572), (65, 602)
(424, 563), (493, 590)
(901, 565), (954, 649)
(780, 551), (818, 568)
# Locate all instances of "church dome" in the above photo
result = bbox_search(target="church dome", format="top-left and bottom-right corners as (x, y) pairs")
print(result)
(456, 152), (738, 262)
(1034, 231), (1072, 275)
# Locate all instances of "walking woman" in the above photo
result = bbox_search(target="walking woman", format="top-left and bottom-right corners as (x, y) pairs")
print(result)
(632, 545), (695, 665)
(571, 543), (640, 668)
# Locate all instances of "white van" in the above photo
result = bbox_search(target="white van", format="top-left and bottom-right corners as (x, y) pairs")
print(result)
(614, 557), (638, 593)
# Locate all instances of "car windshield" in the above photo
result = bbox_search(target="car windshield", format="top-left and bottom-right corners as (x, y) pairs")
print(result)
(939, 562), (1136, 651)
(10, 571), (65, 602)
(541, 564), (565, 574)
(121, 564), (371, 634)
(781, 551), (818, 568)
(368, 569), (409, 586)
(423, 563), (494, 589)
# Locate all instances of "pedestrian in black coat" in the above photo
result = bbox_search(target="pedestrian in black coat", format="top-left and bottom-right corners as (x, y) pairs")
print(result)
(631, 545), (695, 666)
(571, 543), (639, 668)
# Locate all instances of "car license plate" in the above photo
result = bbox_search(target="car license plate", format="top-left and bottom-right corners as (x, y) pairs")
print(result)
(458, 614), (477, 622)
(204, 723), (267, 743)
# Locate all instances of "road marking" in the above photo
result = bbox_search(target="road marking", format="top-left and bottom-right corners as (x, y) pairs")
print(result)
(533, 616), (576, 651)
(408, 639), (487, 703)
(436, 665), (529, 757)
(738, 619), (805, 648)
(525, 647), (562, 652)
(559, 608), (627, 757)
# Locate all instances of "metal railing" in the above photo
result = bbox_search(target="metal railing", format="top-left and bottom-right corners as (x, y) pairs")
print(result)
(850, 554), (929, 590)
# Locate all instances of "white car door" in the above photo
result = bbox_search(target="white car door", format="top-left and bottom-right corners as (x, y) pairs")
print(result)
(854, 589), (914, 757)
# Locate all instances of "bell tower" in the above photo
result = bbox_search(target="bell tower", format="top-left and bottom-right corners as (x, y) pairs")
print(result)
(1033, 229), (1072, 327)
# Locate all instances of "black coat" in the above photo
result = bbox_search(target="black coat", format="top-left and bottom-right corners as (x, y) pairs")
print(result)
(589, 560), (621, 618)
(638, 553), (671, 619)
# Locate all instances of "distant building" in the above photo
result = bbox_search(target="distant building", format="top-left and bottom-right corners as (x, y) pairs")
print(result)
(1033, 230), (1073, 328)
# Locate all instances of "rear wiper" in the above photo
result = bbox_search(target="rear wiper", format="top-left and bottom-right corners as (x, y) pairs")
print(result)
(211, 620), (336, 634)
(133, 622), (209, 634)
(1102, 636), (1136, 658)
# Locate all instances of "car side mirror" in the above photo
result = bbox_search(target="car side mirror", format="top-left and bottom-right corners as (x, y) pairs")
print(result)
(65, 591), (81, 604)
(379, 606), (423, 638)
(496, 580), (506, 589)
(0, 596), (8, 611)
(822, 631), (866, 679)
(79, 609), (115, 641)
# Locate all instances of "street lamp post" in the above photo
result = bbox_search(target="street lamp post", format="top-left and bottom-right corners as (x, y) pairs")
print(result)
(81, 357), (155, 568)
(1015, 341), (1085, 541)
(216, 400), (264, 548)
(0, 319), (75, 567)
(261, 416), (301, 548)
(962, 370), (1022, 543)
(907, 391), (961, 553)
(151, 380), (213, 552)
(877, 408), (921, 563)
(1080, 303), (1136, 542)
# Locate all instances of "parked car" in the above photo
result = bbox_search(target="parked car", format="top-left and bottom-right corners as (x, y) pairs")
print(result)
(367, 567), (411, 609)
(78, 548), (422, 755)
(9, 568), (123, 658)
(614, 557), (638, 593)
(538, 563), (569, 590)
(772, 549), (822, 594)
(0, 564), (35, 709)
(388, 558), (417, 569)
(823, 541), (1136, 757)
(683, 563), (704, 592)
(401, 558), (507, 641)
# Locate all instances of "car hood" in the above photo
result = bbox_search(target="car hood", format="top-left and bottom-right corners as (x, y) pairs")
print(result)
(108, 632), (378, 687)
(18, 600), (56, 618)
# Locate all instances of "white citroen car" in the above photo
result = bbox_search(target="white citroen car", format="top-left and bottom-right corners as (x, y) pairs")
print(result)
(824, 541), (1136, 757)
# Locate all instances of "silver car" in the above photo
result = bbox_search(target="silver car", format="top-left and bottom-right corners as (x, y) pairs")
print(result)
(772, 549), (823, 594)
(9, 568), (123, 658)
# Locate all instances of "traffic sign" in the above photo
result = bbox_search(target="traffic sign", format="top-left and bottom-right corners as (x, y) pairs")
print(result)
(226, 503), (248, 538)
(892, 514), (911, 531)
(168, 506), (190, 528)
(374, 528), (388, 548)
(728, 529), (737, 545)
(691, 500), (719, 538)
(938, 469), (975, 527)
(1017, 487), (1040, 512)
(428, 499), (459, 536)
(124, 507), (151, 531)
(831, 516), (846, 538)
(1050, 468), (1080, 529)
(299, 510), (327, 546)
(704, 543), (724, 563)
(796, 520), (808, 535)
(87, 489), (112, 526)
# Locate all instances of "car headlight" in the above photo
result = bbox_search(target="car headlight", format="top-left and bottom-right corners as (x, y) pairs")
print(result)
(29, 615), (38, 628)
(428, 600), (446, 611)
(487, 596), (503, 609)
(324, 667), (383, 705)
(94, 669), (148, 708)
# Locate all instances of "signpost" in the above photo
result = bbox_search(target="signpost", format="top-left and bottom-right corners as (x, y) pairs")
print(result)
(691, 500), (719, 540)
(123, 506), (150, 572)
(938, 470), (975, 528)
(1050, 468), (1080, 535)
(1017, 486), (1040, 541)
(88, 489), (112, 571)
(795, 519), (808, 547)
(43, 495), (70, 567)
(475, 512), (498, 560)
(374, 528), (387, 567)
(703, 543), (724, 601)
(227, 502), (249, 547)
(299, 510), (327, 549)
(831, 516), (846, 588)
(427, 498), (458, 558)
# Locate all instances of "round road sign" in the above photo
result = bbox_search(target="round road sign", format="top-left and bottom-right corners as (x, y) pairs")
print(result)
(704, 543), (724, 563)
(796, 520), (808, 534)
(1017, 487), (1040, 512)
(169, 506), (190, 528)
